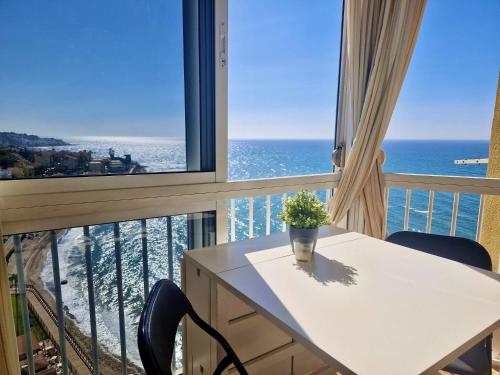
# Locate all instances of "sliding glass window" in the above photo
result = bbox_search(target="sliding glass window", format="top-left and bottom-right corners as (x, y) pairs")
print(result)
(228, 0), (343, 180)
(0, 0), (215, 180)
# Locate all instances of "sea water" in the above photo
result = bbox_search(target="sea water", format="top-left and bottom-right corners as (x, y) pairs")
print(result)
(41, 137), (489, 367)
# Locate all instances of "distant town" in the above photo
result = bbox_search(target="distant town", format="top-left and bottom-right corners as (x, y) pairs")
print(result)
(0, 132), (146, 179)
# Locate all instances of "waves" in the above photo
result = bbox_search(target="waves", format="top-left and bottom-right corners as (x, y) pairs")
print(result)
(41, 217), (188, 367)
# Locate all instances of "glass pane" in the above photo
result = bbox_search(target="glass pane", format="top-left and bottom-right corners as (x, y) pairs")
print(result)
(228, 0), (343, 180)
(384, 0), (499, 239)
(385, 0), (498, 177)
(0, 0), (186, 179)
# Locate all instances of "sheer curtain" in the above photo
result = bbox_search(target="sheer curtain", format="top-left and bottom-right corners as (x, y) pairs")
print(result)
(330, 0), (426, 238)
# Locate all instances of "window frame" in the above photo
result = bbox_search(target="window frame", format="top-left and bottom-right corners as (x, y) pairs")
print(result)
(0, 0), (229, 235)
(0, 0), (227, 185)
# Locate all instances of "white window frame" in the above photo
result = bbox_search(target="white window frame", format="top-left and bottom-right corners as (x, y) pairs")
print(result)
(0, 0), (229, 236)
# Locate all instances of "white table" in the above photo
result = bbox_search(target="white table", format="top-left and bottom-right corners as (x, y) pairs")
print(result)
(184, 227), (500, 375)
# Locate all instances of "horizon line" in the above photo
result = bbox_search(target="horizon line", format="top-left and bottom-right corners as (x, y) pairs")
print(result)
(4, 132), (490, 142)
(227, 137), (490, 141)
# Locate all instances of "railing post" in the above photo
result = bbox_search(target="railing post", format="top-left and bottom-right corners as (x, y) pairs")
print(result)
(248, 197), (254, 238)
(50, 230), (68, 375)
(476, 195), (485, 242)
(230, 199), (236, 242)
(325, 188), (332, 202)
(167, 217), (174, 281)
(282, 193), (287, 232)
(383, 188), (389, 236)
(450, 192), (460, 236)
(83, 226), (99, 375)
(141, 219), (149, 300)
(265, 195), (271, 236)
(216, 200), (229, 244)
(404, 189), (412, 231)
(14, 235), (35, 375)
(426, 191), (435, 234)
(165, 216), (176, 371)
(113, 223), (127, 375)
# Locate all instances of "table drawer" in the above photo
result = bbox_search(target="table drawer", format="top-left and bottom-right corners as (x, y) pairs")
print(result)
(218, 284), (255, 321)
(227, 342), (296, 375)
(246, 354), (292, 375)
(292, 348), (335, 375)
(226, 313), (292, 363)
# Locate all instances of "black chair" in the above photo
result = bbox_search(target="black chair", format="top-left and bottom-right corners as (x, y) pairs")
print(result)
(138, 279), (248, 375)
(386, 231), (493, 375)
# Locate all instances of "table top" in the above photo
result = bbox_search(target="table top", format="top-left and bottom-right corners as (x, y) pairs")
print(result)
(186, 228), (500, 375)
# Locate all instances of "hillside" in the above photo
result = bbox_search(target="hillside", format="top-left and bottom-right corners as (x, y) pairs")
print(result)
(0, 132), (69, 147)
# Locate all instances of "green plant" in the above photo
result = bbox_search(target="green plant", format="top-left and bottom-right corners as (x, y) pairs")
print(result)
(279, 191), (331, 229)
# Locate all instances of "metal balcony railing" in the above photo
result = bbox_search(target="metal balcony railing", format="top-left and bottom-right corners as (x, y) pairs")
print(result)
(5, 172), (500, 375)
(11, 219), (176, 375)
(227, 189), (333, 242)
(384, 173), (500, 240)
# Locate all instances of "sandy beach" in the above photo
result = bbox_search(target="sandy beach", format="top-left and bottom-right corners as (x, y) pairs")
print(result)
(7, 231), (144, 375)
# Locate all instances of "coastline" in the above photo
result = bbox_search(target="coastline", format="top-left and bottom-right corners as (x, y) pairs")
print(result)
(7, 231), (143, 375)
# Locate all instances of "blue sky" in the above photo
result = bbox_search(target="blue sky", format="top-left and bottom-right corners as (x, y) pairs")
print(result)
(388, 0), (500, 140)
(228, 0), (341, 140)
(0, 0), (499, 140)
(0, 0), (186, 138)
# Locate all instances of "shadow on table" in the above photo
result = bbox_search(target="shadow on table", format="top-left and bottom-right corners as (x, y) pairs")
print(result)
(294, 252), (358, 286)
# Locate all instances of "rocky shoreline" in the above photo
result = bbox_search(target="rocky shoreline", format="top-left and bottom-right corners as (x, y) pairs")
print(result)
(7, 231), (144, 375)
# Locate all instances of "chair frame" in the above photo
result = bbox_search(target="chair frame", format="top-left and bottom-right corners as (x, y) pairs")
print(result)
(138, 279), (248, 375)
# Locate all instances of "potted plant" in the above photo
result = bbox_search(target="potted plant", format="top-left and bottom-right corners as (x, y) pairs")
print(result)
(279, 191), (331, 261)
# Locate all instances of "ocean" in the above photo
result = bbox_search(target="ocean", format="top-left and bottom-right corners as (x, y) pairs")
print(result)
(40, 137), (489, 367)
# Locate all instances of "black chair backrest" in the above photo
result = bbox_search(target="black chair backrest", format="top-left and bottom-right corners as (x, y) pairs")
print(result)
(138, 279), (248, 375)
(386, 231), (492, 271)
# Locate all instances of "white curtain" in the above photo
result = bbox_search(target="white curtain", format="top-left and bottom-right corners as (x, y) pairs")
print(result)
(330, 0), (426, 238)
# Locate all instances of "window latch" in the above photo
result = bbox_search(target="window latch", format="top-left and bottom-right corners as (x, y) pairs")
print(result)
(219, 22), (226, 67)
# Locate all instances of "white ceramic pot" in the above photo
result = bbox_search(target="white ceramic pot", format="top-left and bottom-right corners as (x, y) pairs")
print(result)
(289, 226), (319, 262)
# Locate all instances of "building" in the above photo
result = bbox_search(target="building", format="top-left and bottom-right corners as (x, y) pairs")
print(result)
(20, 357), (49, 375)
(88, 160), (104, 174)
(60, 155), (79, 170)
(108, 159), (126, 173)
(16, 335), (39, 361)
(34, 152), (53, 168)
